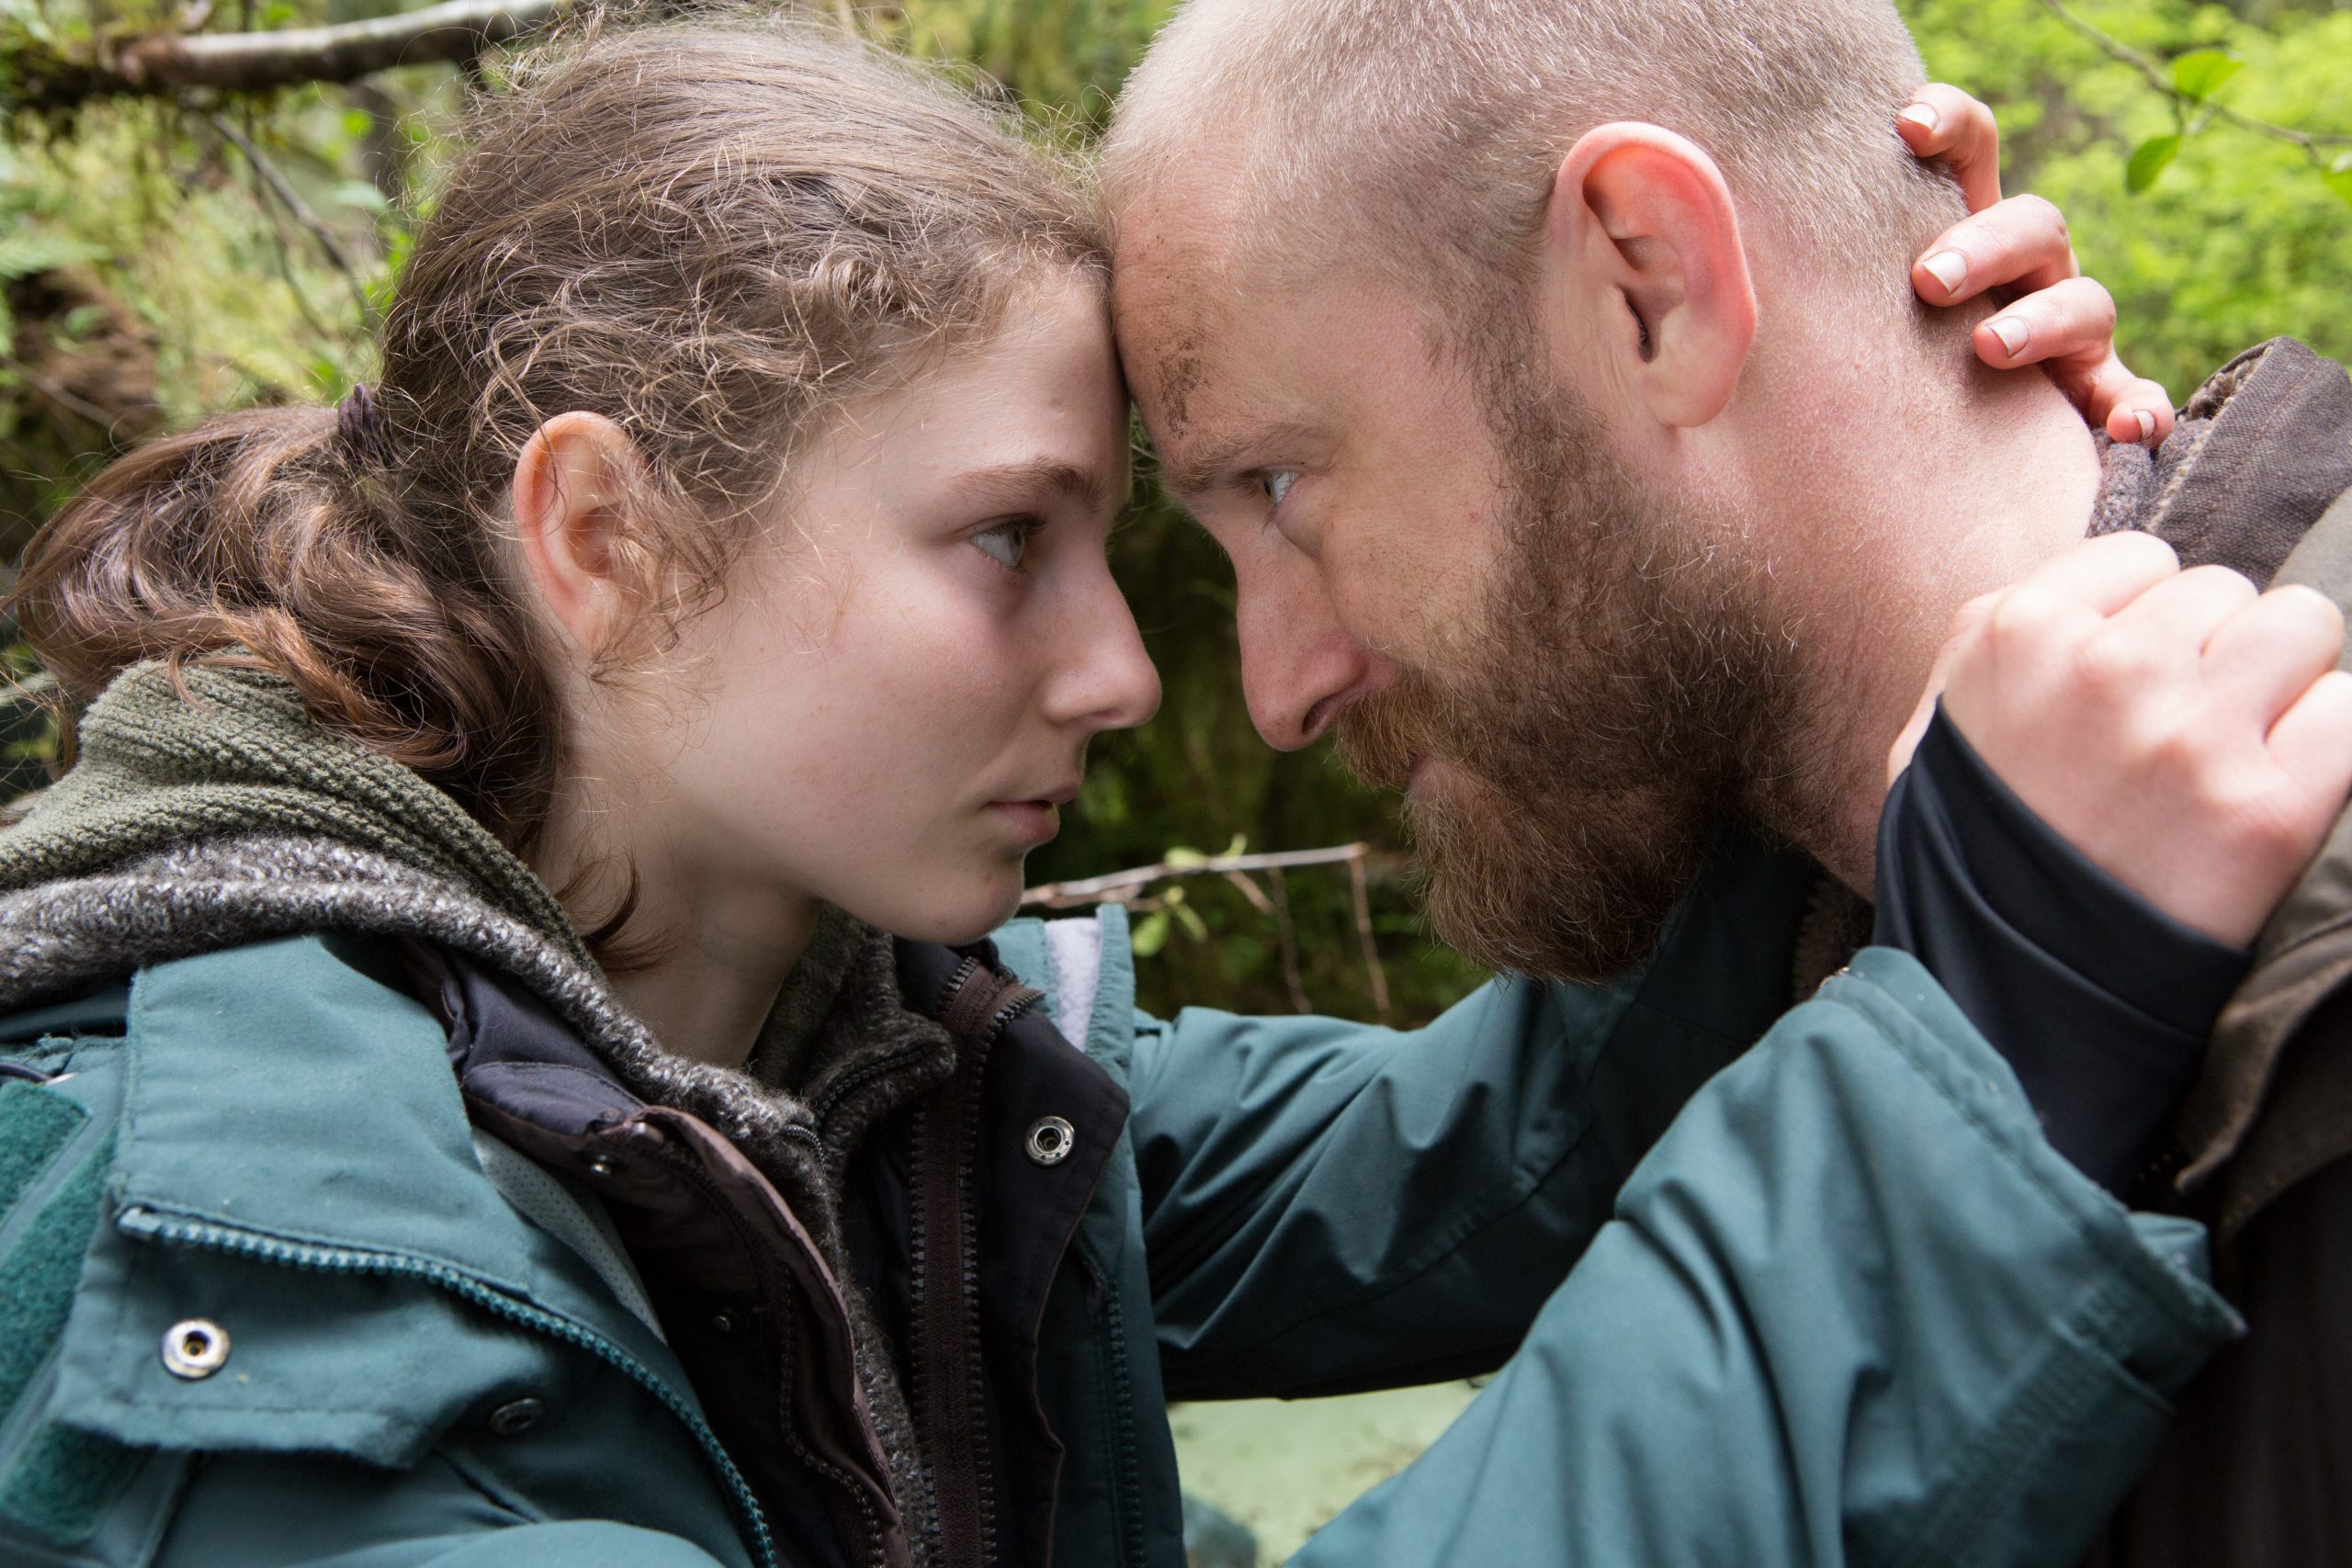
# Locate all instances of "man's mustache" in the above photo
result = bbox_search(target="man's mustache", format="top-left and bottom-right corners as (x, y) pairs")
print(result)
(1332, 675), (1459, 795)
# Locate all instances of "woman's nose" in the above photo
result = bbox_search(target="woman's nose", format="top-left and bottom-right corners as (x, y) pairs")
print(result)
(1050, 573), (1162, 734)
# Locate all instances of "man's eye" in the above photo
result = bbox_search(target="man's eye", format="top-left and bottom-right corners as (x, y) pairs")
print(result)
(971, 520), (1033, 571)
(1261, 469), (1297, 509)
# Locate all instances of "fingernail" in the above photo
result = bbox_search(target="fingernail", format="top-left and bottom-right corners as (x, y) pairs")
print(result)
(1986, 316), (2029, 357)
(1922, 250), (1967, 296)
(2133, 409), (2155, 444)
(1899, 103), (1940, 133)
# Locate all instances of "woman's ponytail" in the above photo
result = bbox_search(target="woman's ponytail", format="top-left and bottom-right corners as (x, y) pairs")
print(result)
(9, 396), (560, 845)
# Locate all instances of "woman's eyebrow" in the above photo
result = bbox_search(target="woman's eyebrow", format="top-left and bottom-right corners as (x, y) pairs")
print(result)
(949, 458), (1116, 513)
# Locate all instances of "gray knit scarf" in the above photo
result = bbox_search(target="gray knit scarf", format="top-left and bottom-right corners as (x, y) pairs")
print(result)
(0, 660), (952, 1564)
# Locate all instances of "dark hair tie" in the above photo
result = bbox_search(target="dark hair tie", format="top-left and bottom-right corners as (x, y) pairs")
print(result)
(334, 382), (391, 467)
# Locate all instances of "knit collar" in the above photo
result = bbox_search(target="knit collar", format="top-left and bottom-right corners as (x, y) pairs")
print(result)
(0, 659), (955, 1154)
(1, 660), (591, 968)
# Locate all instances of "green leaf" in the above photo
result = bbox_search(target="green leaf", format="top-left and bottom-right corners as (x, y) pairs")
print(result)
(1130, 908), (1172, 958)
(330, 180), (389, 213)
(1172, 901), (1209, 942)
(2170, 51), (2243, 103)
(2325, 164), (2352, 212)
(2126, 134), (2181, 195)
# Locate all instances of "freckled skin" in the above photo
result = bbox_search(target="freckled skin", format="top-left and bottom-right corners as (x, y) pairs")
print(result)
(622, 276), (1162, 948)
(1114, 231), (1515, 748)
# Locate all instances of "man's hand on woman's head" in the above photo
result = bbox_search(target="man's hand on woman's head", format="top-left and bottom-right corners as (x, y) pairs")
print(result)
(1900, 84), (2174, 446)
(1890, 533), (2352, 950)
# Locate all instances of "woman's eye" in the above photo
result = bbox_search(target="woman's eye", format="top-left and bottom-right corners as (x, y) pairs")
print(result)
(1261, 469), (1297, 509)
(971, 520), (1032, 571)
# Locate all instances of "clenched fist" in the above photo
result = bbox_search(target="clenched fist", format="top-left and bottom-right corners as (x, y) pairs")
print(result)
(1890, 532), (2352, 947)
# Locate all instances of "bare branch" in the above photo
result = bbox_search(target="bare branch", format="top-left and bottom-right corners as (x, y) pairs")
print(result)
(1218, 869), (1275, 917)
(1265, 869), (1311, 1015)
(208, 111), (373, 324)
(0, 352), (121, 429)
(11, 0), (566, 111)
(1347, 852), (1391, 1026)
(1022, 843), (1373, 908)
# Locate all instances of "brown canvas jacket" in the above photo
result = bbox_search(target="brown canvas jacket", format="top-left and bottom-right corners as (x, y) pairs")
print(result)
(2089, 338), (2352, 1568)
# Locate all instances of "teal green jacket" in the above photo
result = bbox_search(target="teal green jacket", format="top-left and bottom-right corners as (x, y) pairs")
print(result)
(0, 838), (2235, 1567)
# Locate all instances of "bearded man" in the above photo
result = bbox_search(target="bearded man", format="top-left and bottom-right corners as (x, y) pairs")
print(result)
(1104, 1), (2352, 1563)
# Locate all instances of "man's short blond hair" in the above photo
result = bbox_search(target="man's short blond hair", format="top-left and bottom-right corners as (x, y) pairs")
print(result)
(1104, 0), (1962, 319)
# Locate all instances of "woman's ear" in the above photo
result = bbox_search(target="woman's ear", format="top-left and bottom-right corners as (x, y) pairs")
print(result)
(1536, 122), (1758, 430)
(511, 412), (649, 657)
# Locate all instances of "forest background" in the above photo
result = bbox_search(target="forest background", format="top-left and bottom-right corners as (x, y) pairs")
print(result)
(3, 0), (2349, 1030)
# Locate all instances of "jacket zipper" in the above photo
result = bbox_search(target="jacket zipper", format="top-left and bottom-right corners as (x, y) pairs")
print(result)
(909, 958), (1041, 1568)
(116, 1204), (783, 1568)
(810, 1041), (938, 1146)
(645, 1134), (894, 1568)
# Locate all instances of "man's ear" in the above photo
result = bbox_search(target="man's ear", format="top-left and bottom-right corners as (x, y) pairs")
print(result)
(1537, 122), (1758, 430)
(510, 411), (649, 657)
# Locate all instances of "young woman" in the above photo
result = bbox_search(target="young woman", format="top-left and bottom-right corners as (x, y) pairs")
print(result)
(0, 18), (2225, 1568)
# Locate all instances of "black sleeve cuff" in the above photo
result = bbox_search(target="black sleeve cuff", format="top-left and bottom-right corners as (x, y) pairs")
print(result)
(1873, 705), (2249, 1191)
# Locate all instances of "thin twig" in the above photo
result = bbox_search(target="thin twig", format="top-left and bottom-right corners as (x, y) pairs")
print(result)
(0, 352), (120, 429)
(1216, 868), (1313, 1013)
(1219, 869), (1274, 916)
(24, 0), (566, 107)
(1022, 843), (1372, 908)
(232, 132), (342, 349)
(1347, 852), (1391, 1026)
(2040, 0), (2352, 157)
(208, 111), (375, 325)
(1266, 869), (1311, 1015)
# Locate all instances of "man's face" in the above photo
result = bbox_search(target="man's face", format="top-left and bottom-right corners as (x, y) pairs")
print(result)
(1118, 245), (1815, 981)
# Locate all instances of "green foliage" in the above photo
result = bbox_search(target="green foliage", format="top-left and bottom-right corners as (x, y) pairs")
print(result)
(1901, 0), (2352, 395)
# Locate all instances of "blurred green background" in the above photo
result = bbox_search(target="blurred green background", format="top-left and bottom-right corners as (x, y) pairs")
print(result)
(4, 0), (2348, 1554)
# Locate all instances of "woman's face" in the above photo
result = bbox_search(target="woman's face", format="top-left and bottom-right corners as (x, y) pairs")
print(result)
(648, 274), (1159, 943)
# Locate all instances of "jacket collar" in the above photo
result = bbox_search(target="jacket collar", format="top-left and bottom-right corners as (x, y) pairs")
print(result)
(112, 931), (662, 1356)
(2097, 337), (2352, 587)
(2138, 343), (2352, 1204)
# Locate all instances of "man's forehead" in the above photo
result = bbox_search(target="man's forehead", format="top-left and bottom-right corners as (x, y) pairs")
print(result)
(1117, 252), (1442, 468)
(1110, 250), (1235, 444)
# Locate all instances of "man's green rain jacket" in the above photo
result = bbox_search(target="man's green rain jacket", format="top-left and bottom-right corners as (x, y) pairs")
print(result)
(0, 826), (2235, 1567)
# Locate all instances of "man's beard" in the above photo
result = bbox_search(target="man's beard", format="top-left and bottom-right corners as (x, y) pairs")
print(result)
(1336, 353), (1822, 984)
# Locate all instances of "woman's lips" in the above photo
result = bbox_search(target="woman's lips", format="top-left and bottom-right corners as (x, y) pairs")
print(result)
(987, 799), (1062, 844)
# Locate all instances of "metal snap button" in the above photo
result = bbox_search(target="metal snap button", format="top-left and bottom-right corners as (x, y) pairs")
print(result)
(161, 1319), (230, 1380)
(489, 1397), (546, 1436)
(1025, 1115), (1075, 1167)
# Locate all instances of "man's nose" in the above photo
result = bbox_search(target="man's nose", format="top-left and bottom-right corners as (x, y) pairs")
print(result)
(1047, 568), (1162, 735)
(1236, 554), (1381, 751)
